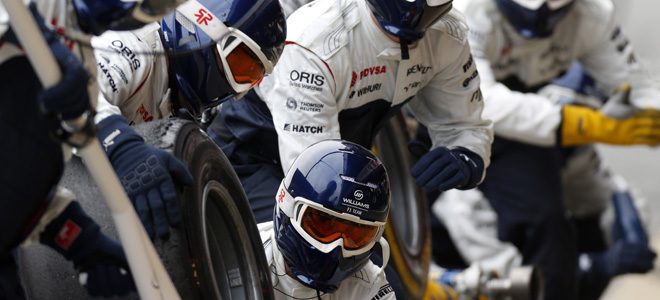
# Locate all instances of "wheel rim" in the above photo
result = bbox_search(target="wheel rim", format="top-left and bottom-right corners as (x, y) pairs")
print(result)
(202, 180), (264, 299)
(376, 121), (423, 255)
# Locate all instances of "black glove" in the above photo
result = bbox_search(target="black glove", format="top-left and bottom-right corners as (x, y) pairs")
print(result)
(411, 147), (484, 192)
(40, 202), (135, 297)
(98, 115), (193, 237)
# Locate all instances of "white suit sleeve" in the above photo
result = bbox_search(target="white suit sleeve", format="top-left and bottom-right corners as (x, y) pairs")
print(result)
(577, 3), (660, 110)
(475, 55), (562, 146)
(91, 30), (153, 123)
(259, 44), (341, 173)
(408, 40), (494, 169)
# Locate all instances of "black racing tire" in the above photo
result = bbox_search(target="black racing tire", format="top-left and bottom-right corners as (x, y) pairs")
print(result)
(373, 114), (431, 300)
(18, 118), (273, 300)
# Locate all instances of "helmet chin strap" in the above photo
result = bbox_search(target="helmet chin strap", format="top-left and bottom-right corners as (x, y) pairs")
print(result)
(376, 237), (390, 274)
(399, 39), (410, 60)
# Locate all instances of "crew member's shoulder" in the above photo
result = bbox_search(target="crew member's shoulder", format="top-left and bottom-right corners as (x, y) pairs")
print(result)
(338, 261), (393, 299)
(452, 0), (501, 36)
(427, 8), (470, 44)
(285, 0), (360, 61)
(575, 0), (615, 25)
(342, 261), (389, 289)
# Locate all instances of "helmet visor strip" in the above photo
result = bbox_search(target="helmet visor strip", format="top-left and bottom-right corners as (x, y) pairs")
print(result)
(290, 197), (385, 257)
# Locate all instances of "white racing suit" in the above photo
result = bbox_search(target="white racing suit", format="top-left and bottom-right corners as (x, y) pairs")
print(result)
(278, 0), (310, 18)
(258, 222), (395, 300)
(431, 0), (660, 299)
(207, 1), (492, 297)
(90, 25), (172, 125)
(209, 0), (492, 221)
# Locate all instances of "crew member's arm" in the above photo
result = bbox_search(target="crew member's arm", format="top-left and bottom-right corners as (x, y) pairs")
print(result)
(474, 53), (563, 146)
(91, 30), (193, 238)
(469, 8), (660, 148)
(577, 1), (660, 110)
(260, 43), (341, 172)
(91, 30), (154, 124)
(408, 36), (493, 191)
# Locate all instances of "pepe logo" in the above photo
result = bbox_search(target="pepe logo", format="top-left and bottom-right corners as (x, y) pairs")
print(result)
(354, 190), (364, 201)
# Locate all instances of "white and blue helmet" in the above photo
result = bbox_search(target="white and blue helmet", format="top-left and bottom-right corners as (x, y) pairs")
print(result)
(274, 140), (391, 292)
(495, 0), (575, 38)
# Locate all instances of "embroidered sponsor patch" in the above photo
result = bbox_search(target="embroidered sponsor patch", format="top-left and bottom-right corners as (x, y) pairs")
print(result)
(55, 220), (82, 250)
(283, 123), (324, 134)
(371, 284), (394, 300)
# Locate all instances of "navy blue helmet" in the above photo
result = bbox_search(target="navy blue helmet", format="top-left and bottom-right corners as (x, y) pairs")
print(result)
(366, 0), (453, 42)
(160, 0), (286, 115)
(495, 0), (575, 38)
(73, 0), (183, 34)
(274, 140), (391, 292)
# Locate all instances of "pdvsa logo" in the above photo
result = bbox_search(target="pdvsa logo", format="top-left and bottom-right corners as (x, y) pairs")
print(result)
(358, 65), (387, 80)
(350, 71), (358, 88)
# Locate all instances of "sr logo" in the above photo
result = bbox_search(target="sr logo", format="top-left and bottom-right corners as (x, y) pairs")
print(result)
(194, 8), (213, 26)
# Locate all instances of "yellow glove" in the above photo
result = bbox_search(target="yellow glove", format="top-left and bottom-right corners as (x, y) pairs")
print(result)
(561, 105), (660, 146)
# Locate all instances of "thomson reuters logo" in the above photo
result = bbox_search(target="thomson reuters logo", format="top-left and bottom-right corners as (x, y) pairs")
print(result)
(354, 190), (364, 200)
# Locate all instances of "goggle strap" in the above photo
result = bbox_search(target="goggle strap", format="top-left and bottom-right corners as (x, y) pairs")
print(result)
(175, 0), (230, 41)
(376, 237), (390, 275)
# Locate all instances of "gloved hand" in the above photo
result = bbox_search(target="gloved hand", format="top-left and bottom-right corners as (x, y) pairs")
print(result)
(3, 4), (93, 121)
(588, 240), (657, 279)
(98, 115), (193, 237)
(0, 4), (95, 147)
(561, 85), (660, 146)
(40, 201), (135, 297)
(561, 105), (660, 146)
(36, 37), (91, 121)
(411, 147), (484, 192)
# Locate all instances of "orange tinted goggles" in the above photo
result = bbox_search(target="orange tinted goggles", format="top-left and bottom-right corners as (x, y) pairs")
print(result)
(225, 43), (265, 88)
(301, 207), (380, 250)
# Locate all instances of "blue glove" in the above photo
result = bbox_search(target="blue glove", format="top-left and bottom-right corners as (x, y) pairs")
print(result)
(40, 201), (135, 297)
(0, 4), (92, 121)
(411, 147), (484, 192)
(37, 41), (91, 121)
(588, 240), (656, 279)
(98, 115), (193, 237)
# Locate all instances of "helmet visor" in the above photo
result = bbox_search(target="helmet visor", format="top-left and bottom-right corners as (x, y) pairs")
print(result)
(226, 43), (265, 86)
(215, 28), (273, 95)
(301, 207), (380, 250)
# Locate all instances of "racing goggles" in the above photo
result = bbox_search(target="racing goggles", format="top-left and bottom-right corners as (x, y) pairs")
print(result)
(177, 0), (274, 95)
(213, 28), (274, 96)
(290, 198), (386, 257)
